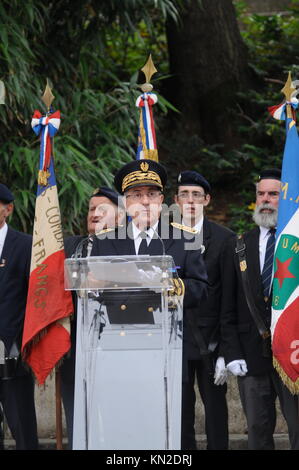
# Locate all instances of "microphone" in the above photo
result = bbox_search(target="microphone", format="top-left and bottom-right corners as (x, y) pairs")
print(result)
(73, 235), (93, 259)
(69, 235), (93, 288)
(151, 227), (166, 257)
(151, 226), (170, 284)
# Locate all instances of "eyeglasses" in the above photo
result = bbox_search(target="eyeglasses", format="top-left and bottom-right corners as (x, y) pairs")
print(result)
(177, 191), (206, 201)
(125, 191), (162, 201)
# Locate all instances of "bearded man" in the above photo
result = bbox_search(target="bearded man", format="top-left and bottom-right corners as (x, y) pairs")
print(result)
(221, 168), (299, 450)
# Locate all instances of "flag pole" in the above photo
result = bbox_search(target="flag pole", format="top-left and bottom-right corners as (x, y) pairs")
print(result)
(41, 81), (64, 450)
(135, 54), (159, 161)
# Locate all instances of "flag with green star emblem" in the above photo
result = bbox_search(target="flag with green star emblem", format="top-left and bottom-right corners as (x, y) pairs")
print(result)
(271, 117), (299, 394)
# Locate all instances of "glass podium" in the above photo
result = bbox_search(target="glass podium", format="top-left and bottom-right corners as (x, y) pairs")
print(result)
(65, 255), (183, 450)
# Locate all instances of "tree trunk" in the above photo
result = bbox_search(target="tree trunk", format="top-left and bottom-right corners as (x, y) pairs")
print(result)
(162, 0), (259, 151)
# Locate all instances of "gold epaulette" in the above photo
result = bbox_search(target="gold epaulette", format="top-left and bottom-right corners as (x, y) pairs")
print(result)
(171, 222), (198, 234)
(95, 225), (124, 236)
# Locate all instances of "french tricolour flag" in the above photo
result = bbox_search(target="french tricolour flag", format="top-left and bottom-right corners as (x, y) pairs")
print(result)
(22, 111), (73, 385)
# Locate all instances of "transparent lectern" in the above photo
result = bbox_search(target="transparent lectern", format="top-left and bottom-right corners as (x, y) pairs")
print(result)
(64, 255), (183, 450)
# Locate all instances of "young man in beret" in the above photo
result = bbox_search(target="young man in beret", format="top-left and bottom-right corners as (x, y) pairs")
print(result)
(221, 169), (299, 449)
(0, 183), (38, 449)
(61, 186), (125, 448)
(174, 171), (234, 450)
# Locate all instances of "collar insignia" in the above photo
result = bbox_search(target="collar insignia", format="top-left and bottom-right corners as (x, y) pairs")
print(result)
(171, 222), (198, 234)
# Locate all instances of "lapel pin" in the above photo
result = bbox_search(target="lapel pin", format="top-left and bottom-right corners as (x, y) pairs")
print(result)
(0, 259), (6, 267)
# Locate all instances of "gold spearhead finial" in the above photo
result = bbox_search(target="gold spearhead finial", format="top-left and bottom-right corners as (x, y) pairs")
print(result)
(281, 72), (296, 120)
(141, 54), (157, 92)
(42, 79), (55, 112)
(281, 72), (295, 102)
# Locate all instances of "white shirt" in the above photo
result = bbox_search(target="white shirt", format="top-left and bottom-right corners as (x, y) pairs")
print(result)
(0, 223), (8, 258)
(132, 221), (159, 255)
(259, 226), (274, 272)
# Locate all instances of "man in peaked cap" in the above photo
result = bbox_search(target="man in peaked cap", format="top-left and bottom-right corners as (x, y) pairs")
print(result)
(0, 183), (38, 449)
(174, 170), (234, 450)
(221, 168), (299, 449)
(61, 185), (125, 448)
(113, 159), (167, 234)
(91, 159), (208, 446)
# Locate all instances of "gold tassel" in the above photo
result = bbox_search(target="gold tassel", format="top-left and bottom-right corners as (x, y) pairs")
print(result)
(273, 356), (299, 394)
(38, 169), (51, 186)
(139, 111), (159, 162)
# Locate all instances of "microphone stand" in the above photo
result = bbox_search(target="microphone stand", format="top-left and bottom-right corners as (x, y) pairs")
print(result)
(152, 226), (170, 449)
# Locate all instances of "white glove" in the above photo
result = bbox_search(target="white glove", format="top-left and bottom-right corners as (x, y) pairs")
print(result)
(226, 359), (248, 376)
(214, 357), (228, 386)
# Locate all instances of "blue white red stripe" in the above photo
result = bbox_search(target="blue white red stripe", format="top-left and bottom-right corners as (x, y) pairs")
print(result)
(268, 98), (298, 121)
(31, 110), (60, 172)
(135, 92), (158, 159)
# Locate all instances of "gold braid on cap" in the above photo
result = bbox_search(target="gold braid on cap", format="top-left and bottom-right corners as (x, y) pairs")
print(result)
(122, 170), (162, 192)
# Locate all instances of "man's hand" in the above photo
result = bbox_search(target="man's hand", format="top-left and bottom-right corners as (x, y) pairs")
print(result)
(214, 356), (228, 385)
(226, 359), (248, 376)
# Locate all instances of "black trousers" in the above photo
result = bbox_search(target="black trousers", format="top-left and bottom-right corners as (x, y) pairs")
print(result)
(0, 373), (38, 450)
(60, 349), (76, 449)
(238, 369), (299, 450)
(0, 403), (4, 450)
(181, 359), (229, 450)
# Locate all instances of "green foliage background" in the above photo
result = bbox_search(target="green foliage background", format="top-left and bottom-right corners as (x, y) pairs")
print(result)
(0, 0), (177, 234)
(1, 0), (299, 234)
(226, 0), (299, 232)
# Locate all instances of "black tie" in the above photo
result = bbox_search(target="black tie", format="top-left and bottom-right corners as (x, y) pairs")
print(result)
(138, 232), (149, 255)
(82, 236), (93, 257)
(261, 228), (276, 297)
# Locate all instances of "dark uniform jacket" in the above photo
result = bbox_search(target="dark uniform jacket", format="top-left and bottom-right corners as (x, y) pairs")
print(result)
(0, 226), (32, 375)
(221, 226), (273, 375)
(64, 235), (86, 259)
(185, 218), (235, 360)
(91, 220), (208, 313)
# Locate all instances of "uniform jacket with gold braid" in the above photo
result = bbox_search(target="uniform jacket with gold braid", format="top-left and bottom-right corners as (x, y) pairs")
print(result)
(91, 218), (208, 321)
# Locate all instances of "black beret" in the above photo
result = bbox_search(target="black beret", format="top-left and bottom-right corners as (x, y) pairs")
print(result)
(177, 171), (211, 194)
(114, 159), (167, 194)
(90, 186), (123, 208)
(258, 168), (281, 181)
(0, 183), (14, 203)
